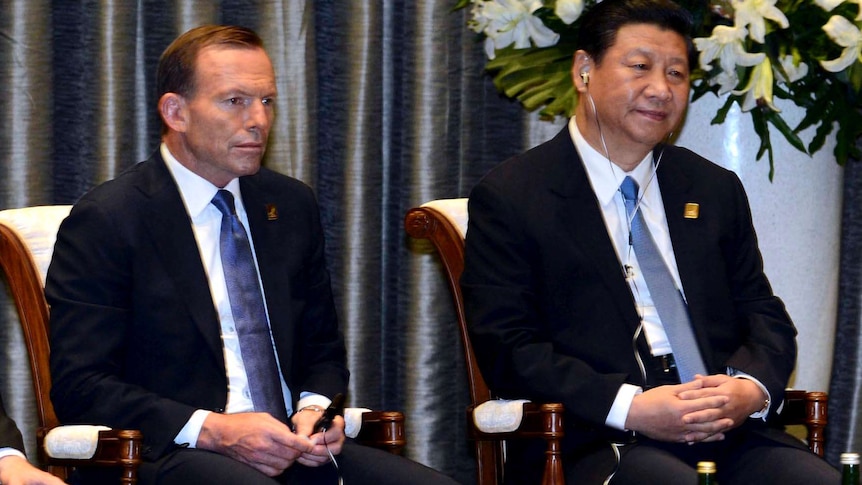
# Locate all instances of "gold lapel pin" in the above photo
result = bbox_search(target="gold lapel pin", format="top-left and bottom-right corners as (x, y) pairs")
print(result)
(684, 203), (699, 219)
(266, 204), (278, 221)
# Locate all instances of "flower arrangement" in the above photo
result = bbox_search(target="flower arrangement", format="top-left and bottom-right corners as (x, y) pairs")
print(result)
(454, 0), (862, 177)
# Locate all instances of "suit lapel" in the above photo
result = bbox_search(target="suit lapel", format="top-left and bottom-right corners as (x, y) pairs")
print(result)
(545, 129), (643, 330)
(239, 175), (291, 348)
(134, 156), (225, 364)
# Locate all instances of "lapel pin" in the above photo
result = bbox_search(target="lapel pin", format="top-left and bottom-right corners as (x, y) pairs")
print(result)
(266, 204), (278, 221)
(684, 203), (699, 219)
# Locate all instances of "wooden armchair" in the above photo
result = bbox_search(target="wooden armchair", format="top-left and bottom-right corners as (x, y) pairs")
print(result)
(405, 198), (829, 484)
(0, 206), (405, 484)
(405, 199), (564, 485)
(0, 206), (143, 483)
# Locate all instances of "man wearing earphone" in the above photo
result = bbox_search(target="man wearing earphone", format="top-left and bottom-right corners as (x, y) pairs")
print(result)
(461, 0), (840, 483)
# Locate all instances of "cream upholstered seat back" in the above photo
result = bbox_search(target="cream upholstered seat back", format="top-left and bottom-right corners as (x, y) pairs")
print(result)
(420, 198), (468, 239)
(0, 206), (72, 285)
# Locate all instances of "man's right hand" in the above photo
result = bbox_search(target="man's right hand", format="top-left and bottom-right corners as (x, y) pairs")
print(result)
(624, 380), (732, 444)
(197, 412), (313, 477)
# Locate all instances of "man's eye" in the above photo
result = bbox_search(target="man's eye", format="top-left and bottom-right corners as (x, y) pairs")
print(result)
(262, 98), (274, 106)
(228, 98), (242, 105)
(669, 69), (688, 80)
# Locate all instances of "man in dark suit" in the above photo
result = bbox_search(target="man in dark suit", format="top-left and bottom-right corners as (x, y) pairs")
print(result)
(461, 0), (839, 483)
(0, 394), (64, 485)
(46, 25), (457, 485)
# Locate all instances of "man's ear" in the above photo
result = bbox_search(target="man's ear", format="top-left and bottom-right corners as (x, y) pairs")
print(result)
(158, 93), (187, 133)
(573, 49), (592, 92)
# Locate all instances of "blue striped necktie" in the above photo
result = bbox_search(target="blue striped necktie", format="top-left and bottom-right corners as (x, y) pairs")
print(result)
(620, 176), (707, 383)
(212, 190), (289, 422)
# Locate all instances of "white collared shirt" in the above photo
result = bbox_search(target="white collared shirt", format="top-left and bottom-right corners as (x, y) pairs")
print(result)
(570, 117), (681, 357)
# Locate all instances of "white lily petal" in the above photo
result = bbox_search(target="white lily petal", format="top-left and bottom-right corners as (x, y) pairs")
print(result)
(732, 0), (789, 43)
(778, 55), (808, 83)
(694, 25), (751, 71)
(526, 15), (560, 47)
(815, 0), (845, 11)
(820, 15), (862, 71)
(822, 14), (862, 47)
(555, 0), (585, 24)
(712, 70), (742, 94)
(732, 58), (779, 112)
(821, 45), (860, 71)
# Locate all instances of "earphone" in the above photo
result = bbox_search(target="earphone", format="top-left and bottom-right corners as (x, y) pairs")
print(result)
(580, 66), (590, 86)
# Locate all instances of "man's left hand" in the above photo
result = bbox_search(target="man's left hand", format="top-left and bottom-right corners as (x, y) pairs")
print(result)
(290, 410), (346, 467)
(677, 374), (767, 441)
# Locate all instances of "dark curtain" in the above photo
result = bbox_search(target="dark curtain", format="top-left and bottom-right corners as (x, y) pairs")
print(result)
(3, 0), (861, 481)
(1, 1), (529, 482)
(828, 158), (862, 465)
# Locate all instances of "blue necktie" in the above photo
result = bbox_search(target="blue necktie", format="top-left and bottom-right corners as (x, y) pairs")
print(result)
(212, 190), (289, 423)
(620, 177), (707, 383)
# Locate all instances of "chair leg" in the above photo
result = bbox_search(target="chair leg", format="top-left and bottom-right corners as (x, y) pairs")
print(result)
(118, 430), (143, 485)
(804, 391), (827, 457)
(540, 403), (565, 485)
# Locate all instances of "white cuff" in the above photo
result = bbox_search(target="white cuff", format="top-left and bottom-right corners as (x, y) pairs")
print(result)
(607, 383), (642, 431)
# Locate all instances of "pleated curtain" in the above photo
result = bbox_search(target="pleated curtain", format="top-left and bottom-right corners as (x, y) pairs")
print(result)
(2, 1), (862, 482)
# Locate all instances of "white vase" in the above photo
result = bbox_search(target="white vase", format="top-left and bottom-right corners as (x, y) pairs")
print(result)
(677, 95), (842, 392)
(525, 95), (843, 391)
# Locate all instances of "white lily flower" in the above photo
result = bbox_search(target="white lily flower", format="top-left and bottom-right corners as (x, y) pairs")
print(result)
(694, 24), (766, 73)
(470, 0), (560, 59)
(777, 55), (808, 83)
(815, 0), (844, 10)
(555, 0), (585, 24)
(733, 57), (778, 111)
(814, 0), (862, 20)
(731, 0), (789, 43)
(710, 70), (743, 94)
(820, 15), (862, 72)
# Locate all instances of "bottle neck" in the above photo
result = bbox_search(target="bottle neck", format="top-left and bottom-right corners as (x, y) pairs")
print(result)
(843, 464), (860, 485)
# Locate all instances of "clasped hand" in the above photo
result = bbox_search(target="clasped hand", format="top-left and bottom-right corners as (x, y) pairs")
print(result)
(625, 374), (766, 444)
(198, 410), (346, 477)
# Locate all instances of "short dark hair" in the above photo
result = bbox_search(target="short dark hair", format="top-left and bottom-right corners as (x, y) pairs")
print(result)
(576, 0), (696, 69)
(156, 25), (264, 100)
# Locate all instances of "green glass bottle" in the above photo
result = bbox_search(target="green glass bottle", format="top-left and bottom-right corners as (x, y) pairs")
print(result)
(697, 461), (717, 485)
(842, 452), (860, 485)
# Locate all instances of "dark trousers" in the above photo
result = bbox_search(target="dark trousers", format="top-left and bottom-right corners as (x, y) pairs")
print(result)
(599, 430), (839, 484)
(75, 440), (460, 485)
(505, 426), (839, 485)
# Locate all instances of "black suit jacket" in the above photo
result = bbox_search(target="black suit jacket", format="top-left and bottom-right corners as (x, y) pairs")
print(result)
(0, 393), (25, 453)
(46, 152), (348, 461)
(462, 126), (797, 448)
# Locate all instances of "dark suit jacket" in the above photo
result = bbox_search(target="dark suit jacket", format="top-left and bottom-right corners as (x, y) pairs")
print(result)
(46, 152), (348, 461)
(462, 126), (797, 449)
(0, 393), (25, 453)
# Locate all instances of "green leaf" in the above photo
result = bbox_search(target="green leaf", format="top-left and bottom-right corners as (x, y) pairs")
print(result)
(766, 110), (808, 154)
(452, 0), (471, 11)
(711, 96), (736, 125)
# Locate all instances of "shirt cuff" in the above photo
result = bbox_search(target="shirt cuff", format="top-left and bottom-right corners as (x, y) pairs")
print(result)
(0, 447), (26, 461)
(295, 392), (331, 415)
(174, 409), (212, 448)
(606, 383), (643, 430)
(727, 367), (773, 420)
